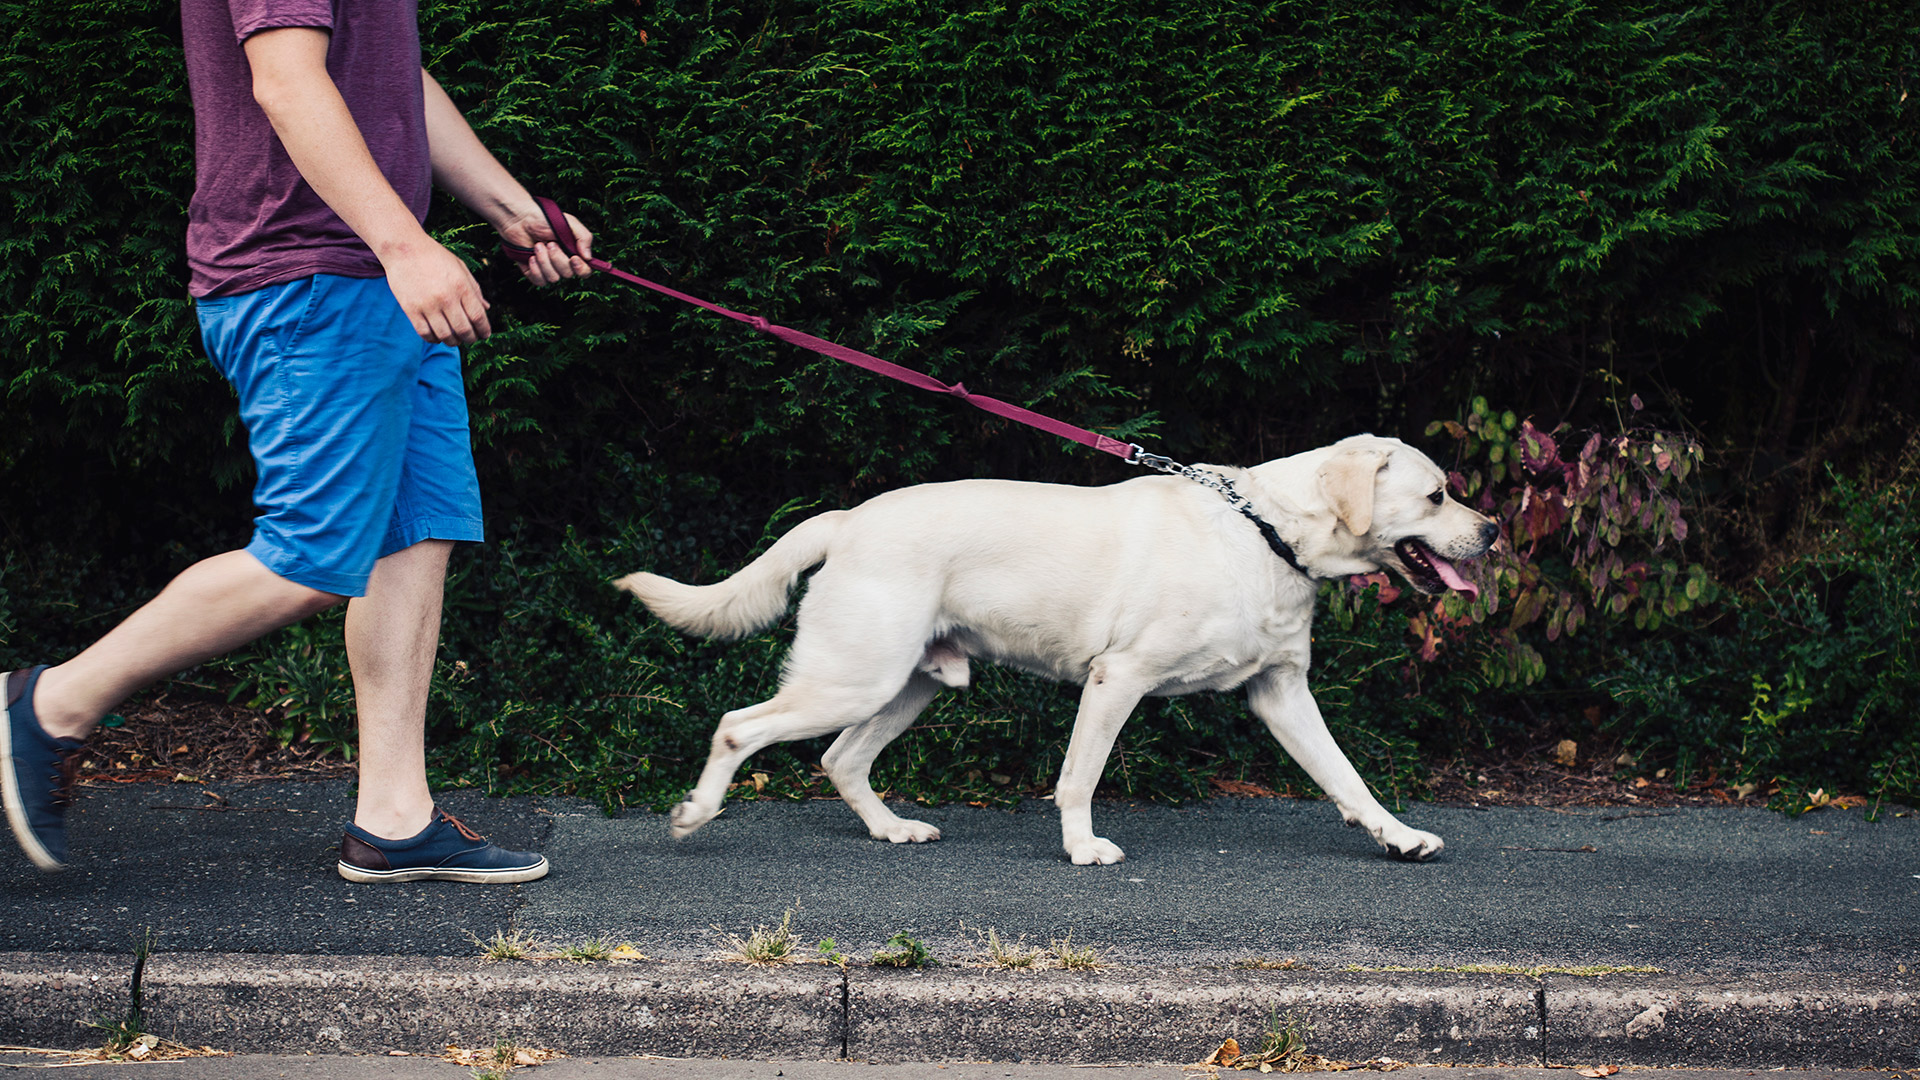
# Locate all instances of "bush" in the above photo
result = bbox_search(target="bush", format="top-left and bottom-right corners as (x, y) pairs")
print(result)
(6, 0), (1915, 533)
(1604, 447), (1920, 809)
(4, 0), (1917, 810)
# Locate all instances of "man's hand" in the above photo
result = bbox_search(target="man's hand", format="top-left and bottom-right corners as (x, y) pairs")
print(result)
(383, 240), (492, 345)
(419, 71), (596, 291)
(497, 207), (595, 286)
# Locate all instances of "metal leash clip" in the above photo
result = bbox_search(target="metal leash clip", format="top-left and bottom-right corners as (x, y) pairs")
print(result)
(1128, 445), (1180, 474)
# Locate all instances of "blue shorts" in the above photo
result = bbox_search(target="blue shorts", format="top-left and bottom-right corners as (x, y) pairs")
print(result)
(195, 274), (485, 597)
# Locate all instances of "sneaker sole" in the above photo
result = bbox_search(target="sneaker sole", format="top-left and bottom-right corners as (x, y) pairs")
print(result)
(0, 671), (65, 873)
(335, 857), (549, 884)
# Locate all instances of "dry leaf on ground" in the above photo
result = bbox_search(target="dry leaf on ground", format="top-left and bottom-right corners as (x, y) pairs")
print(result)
(1202, 1038), (1244, 1065)
(1211, 778), (1283, 798)
(443, 1044), (566, 1069)
(1, 1038), (230, 1065)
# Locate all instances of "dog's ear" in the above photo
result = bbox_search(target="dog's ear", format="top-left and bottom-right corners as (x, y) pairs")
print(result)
(1317, 448), (1387, 536)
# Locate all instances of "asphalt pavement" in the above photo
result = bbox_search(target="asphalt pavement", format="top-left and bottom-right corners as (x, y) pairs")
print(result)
(1, 1061), (1907, 1080)
(1, 779), (1916, 1069)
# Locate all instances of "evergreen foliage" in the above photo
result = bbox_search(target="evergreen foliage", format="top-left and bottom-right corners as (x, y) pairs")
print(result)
(2, 0), (1916, 809)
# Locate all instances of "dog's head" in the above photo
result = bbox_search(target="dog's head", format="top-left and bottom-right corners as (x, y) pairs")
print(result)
(1253, 435), (1499, 596)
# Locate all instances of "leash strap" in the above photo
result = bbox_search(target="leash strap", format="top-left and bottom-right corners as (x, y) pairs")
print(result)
(501, 197), (1139, 462)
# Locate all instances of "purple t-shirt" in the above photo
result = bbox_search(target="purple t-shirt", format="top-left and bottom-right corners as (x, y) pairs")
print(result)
(180, 0), (431, 298)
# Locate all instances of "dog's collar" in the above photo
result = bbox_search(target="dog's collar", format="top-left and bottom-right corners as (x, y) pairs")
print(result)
(1131, 454), (1315, 579)
(1233, 505), (1312, 578)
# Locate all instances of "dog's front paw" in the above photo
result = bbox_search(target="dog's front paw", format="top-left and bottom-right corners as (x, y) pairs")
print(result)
(876, 819), (942, 844)
(1067, 837), (1126, 865)
(1382, 827), (1444, 861)
(669, 799), (719, 838)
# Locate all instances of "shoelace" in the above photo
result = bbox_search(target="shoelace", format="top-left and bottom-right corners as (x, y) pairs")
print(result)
(10, 668), (83, 809)
(436, 808), (486, 843)
(51, 746), (83, 808)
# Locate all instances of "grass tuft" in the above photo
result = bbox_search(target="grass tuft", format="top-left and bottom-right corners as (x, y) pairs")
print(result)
(715, 907), (798, 965)
(1202, 1012), (1322, 1073)
(469, 927), (538, 962)
(554, 937), (616, 964)
(1048, 930), (1104, 971)
(968, 925), (1043, 970)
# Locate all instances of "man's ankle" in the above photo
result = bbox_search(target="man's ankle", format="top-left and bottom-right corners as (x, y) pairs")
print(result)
(352, 806), (434, 842)
(19, 667), (95, 742)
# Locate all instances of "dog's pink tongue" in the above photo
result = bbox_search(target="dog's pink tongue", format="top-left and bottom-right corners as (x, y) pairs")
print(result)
(1431, 553), (1479, 599)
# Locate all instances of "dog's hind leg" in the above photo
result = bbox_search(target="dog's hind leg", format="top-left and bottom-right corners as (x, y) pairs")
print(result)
(820, 672), (944, 843)
(1246, 668), (1443, 860)
(671, 567), (940, 839)
(669, 678), (915, 838)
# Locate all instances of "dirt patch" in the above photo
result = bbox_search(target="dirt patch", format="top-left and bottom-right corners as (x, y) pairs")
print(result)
(1421, 734), (1774, 809)
(74, 689), (355, 789)
(74, 690), (1870, 813)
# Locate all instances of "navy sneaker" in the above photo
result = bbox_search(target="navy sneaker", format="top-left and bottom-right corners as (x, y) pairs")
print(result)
(2, 667), (87, 872)
(337, 807), (549, 883)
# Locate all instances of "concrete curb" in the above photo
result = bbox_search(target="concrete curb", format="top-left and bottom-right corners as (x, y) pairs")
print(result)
(0, 954), (1913, 1068)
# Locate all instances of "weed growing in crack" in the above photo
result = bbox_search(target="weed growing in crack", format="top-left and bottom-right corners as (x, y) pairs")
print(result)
(444, 1036), (564, 1076)
(1048, 930), (1103, 971)
(554, 937), (616, 964)
(971, 925), (1043, 970)
(469, 1036), (518, 1080)
(870, 932), (935, 968)
(1247, 1012), (1310, 1069)
(1202, 1012), (1322, 1073)
(715, 907), (798, 965)
(89, 928), (155, 1054)
(1344, 962), (1664, 977)
(469, 927), (538, 962)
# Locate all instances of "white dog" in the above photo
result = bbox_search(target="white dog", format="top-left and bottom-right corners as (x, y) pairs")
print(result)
(617, 435), (1496, 864)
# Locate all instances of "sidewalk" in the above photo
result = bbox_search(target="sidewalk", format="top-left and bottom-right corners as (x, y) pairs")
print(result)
(1, 779), (1915, 1068)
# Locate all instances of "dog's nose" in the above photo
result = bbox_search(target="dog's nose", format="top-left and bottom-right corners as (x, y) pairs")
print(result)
(1478, 520), (1501, 549)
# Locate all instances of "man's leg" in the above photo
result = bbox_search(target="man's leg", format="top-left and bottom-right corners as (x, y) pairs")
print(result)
(326, 309), (544, 884)
(31, 551), (338, 740)
(343, 538), (449, 841)
(332, 536), (546, 882)
(4, 550), (336, 870)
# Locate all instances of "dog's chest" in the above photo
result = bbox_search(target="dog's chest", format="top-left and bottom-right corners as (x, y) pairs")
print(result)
(1136, 600), (1313, 696)
(1147, 633), (1305, 696)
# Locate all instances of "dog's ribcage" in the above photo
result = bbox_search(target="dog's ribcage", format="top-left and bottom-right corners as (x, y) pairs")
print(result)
(789, 476), (1320, 696)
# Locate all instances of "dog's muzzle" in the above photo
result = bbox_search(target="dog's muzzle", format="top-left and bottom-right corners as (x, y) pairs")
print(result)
(1394, 536), (1485, 598)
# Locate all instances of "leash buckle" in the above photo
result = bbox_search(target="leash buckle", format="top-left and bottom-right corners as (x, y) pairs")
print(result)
(1129, 447), (1180, 474)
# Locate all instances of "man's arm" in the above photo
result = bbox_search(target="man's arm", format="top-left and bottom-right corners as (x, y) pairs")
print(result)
(421, 70), (594, 287)
(244, 29), (593, 342)
(245, 27), (490, 343)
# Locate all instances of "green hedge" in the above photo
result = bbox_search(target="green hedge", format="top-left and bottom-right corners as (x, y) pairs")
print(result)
(3, 0), (1917, 809)
(8, 0), (1916, 512)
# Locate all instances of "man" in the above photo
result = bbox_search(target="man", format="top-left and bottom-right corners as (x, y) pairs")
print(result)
(1, 0), (589, 882)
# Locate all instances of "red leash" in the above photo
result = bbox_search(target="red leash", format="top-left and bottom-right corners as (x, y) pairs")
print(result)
(501, 197), (1141, 462)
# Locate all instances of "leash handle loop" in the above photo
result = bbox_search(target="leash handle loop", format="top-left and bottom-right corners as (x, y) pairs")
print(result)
(533, 196), (580, 259)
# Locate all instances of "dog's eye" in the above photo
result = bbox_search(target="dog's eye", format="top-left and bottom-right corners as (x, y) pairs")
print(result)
(1427, 490), (1445, 505)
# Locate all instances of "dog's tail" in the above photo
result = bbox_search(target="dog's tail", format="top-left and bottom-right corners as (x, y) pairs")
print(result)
(613, 511), (846, 640)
